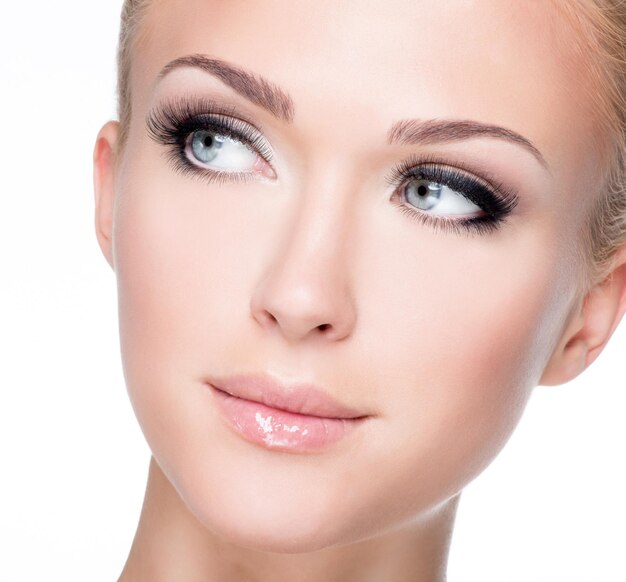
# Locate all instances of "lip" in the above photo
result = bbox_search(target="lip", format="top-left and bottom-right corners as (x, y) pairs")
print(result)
(205, 373), (368, 419)
(205, 372), (370, 452)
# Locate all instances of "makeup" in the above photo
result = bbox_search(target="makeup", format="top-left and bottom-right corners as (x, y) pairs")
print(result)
(146, 96), (520, 236)
(386, 154), (520, 236)
(146, 95), (275, 184)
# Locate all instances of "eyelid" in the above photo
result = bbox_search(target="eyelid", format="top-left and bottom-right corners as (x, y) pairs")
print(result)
(385, 153), (510, 194)
(191, 114), (274, 162)
(385, 154), (519, 211)
(147, 94), (264, 133)
(145, 95), (275, 163)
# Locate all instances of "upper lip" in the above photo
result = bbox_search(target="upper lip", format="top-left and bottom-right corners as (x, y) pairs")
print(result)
(206, 372), (369, 419)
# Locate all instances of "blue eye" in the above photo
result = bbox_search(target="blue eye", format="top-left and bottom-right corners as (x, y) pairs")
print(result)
(187, 129), (258, 171)
(404, 178), (484, 217)
(387, 157), (519, 235)
(190, 130), (225, 163)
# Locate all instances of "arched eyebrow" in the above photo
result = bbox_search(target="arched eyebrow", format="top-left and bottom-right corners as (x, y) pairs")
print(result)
(158, 54), (550, 172)
(387, 118), (550, 171)
(158, 54), (295, 123)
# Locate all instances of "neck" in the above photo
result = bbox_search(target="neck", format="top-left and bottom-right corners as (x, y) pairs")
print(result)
(118, 457), (458, 582)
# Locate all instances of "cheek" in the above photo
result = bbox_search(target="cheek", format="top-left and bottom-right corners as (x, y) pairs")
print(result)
(113, 162), (260, 413)
(114, 147), (271, 365)
(348, 226), (569, 519)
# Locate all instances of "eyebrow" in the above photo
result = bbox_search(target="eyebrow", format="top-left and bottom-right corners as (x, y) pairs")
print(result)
(387, 118), (549, 171)
(158, 54), (295, 123)
(158, 54), (549, 171)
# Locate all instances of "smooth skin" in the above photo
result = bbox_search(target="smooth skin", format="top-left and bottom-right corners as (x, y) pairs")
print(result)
(94, 1), (626, 580)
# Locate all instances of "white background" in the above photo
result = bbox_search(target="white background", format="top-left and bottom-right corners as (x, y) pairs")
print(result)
(0, 2), (624, 580)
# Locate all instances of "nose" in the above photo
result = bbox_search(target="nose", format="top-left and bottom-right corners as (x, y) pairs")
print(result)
(249, 189), (357, 344)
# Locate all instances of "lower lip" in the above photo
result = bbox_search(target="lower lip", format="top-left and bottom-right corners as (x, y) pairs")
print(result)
(209, 384), (363, 452)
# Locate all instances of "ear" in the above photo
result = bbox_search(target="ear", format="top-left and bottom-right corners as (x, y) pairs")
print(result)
(93, 120), (120, 270)
(540, 246), (626, 386)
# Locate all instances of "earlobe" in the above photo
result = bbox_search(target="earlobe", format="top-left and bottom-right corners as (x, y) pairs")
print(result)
(540, 337), (588, 386)
(539, 305), (587, 386)
(93, 120), (120, 270)
(540, 248), (626, 386)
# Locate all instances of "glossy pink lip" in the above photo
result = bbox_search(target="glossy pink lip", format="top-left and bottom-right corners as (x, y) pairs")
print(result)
(205, 373), (370, 452)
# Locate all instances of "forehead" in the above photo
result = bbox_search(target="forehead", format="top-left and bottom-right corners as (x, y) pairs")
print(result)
(133, 0), (603, 192)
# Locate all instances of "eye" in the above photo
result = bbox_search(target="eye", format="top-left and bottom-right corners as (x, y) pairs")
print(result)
(403, 178), (484, 217)
(187, 129), (258, 171)
(145, 97), (276, 185)
(385, 157), (520, 236)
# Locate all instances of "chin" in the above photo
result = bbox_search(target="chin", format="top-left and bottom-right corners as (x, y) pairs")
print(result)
(169, 461), (370, 554)
(190, 496), (353, 553)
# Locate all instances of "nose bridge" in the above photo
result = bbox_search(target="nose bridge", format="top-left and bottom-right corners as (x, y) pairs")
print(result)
(250, 166), (357, 342)
(288, 170), (352, 263)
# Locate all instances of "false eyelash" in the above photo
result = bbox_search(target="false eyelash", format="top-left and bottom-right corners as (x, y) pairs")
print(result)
(145, 95), (274, 185)
(385, 153), (520, 235)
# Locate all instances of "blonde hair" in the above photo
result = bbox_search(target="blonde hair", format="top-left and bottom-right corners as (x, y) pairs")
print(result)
(552, 0), (626, 291)
(115, 0), (626, 289)
(116, 0), (153, 155)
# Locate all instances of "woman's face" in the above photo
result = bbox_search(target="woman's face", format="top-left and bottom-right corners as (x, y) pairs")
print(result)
(106, 0), (603, 550)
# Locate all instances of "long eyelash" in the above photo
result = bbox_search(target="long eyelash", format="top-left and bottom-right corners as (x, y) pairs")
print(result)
(385, 153), (520, 235)
(145, 95), (274, 185)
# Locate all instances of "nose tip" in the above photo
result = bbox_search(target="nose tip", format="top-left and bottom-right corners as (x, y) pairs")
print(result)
(250, 281), (355, 343)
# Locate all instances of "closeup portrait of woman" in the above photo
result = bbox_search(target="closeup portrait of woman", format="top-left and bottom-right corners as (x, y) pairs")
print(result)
(1, 0), (625, 581)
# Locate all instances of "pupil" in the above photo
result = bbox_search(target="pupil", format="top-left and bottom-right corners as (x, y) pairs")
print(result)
(417, 184), (428, 197)
(203, 135), (213, 148)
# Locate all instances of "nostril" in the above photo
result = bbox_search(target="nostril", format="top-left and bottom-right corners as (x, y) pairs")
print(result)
(318, 323), (331, 332)
(260, 311), (278, 326)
